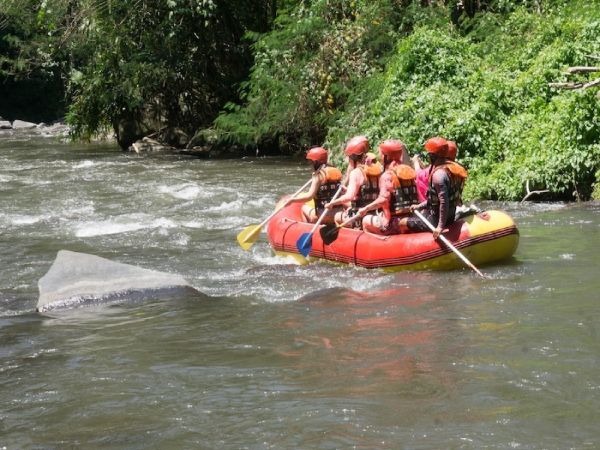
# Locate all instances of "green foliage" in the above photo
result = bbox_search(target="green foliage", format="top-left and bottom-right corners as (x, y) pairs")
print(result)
(213, 0), (599, 200)
(326, 0), (600, 200)
(213, 0), (408, 151)
(2, 0), (599, 200)
(1, 0), (275, 139)
(0, 0), (66, 120)
(65, 0), (274, 145)
(593, 169), (600, 201)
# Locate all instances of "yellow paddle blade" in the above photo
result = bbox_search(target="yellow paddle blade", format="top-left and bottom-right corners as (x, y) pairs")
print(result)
(236, 224), (263, 250)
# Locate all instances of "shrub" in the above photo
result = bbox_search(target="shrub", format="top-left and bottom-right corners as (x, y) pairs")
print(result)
(326, 1), (600, 200)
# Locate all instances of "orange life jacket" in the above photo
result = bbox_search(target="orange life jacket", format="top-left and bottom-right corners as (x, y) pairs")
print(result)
(351, 164), (382, 210)
(390, 164), (419, 215)
(427, 160), (468, 210)
(315, 165), (342, 212)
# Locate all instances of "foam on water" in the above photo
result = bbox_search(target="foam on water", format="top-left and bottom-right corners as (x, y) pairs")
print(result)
(74, 216), (177, 237)
(73, 160), (95, 169)
(194, 215), (256, 230)
(170, 233), (190, 246)
(251, 251), (306, 267)
(9, 215), (45, 225)
(75, 221), (146, 237)
(159, 184), (203, 200)
(194, 246), (394, 302)
(181, 220), (205, 229)
(204, 199), (246, 213)
(239, 196), (276, 211)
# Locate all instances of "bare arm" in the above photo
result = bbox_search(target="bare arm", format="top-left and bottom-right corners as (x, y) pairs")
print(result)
(358, 172), (392, 215)
(327, 169), (362, 207)
(286, 173), (320, 204)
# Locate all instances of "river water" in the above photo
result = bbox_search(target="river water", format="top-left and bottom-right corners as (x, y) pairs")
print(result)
(1, 135), (599, 448)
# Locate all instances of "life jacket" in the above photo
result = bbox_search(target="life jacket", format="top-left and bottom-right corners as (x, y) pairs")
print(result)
(314, 165), (342, 212)
(390, 164), (418, 215)
(350, 164), (381, 210)
(426, 160), (468, 213)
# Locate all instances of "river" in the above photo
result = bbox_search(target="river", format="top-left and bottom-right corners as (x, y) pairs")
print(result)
(1, 135), (599, 448)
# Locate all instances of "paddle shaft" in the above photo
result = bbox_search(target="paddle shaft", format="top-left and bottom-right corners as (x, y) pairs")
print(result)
(321, 211), (390, 245)
(413, 210), (486, 278)
(339, 214), (362, 228)
(296, 184), (346, 256)
(306, 184), (345, 236)
(257, 179), (312, 230)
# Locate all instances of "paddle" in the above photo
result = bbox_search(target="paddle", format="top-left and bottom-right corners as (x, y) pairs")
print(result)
(413, 209), (487, 278)
(296, 184), (344, 257)
(237, 179), (312, 251)
(319, 214), (363, 245)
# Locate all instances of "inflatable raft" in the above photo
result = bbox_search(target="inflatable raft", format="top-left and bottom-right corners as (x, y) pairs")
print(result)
(266, 202), (519, 271)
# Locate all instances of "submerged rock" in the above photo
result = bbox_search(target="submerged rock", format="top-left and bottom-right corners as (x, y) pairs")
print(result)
(37, 250), (194, 312)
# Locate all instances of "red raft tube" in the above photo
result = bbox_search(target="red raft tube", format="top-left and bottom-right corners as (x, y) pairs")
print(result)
(266, 201), (519, 271)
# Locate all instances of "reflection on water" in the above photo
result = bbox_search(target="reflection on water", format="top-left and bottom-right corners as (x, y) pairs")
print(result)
(0, 137), (599, 448)
(278, 287), (459, 396)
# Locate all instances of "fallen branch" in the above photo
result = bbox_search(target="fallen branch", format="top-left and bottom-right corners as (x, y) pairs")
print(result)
(565, 66), (600, 74)
(549, 79), (600, 90)
(521, 180), (549, 203)
(550, 60), (600, 92)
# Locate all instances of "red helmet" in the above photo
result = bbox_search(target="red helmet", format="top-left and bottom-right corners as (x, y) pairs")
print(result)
(306, 146), (328, 164)
(344, 135), (369, 156)
(424, 137), (448, 157)
(447, 141), (458, 161)
(378, 139), (406, 160)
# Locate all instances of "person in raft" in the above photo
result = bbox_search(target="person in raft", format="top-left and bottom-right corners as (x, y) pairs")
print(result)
(411, 153), (429, 203)
(285, 146), (343, 224)
(445, 140), (468, 208)
(339, 150), (383, 189)
(364, 151), (384, 173)
(412, 139), (462, 203)
(406, 137), (468, 238)
(356, 139), (419, 235)
(325, 135), (382, 228)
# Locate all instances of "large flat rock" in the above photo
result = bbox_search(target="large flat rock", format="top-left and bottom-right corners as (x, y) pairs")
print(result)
(37, 250), (194, 311)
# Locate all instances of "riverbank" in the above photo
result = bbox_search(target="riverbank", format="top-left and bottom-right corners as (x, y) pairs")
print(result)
(0, 119), (263, 158)
(0, 118), (70, 139)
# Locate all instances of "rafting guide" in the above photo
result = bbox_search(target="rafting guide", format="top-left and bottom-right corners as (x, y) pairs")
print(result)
(408, 137), (469, 239)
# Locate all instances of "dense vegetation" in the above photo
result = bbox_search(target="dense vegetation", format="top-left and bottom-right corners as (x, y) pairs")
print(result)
(1, 0), (599, 200)
(214, 0), (600, 201)
(1, 0), (275, 146)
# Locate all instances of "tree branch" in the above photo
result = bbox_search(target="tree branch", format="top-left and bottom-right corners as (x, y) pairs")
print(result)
(565, 66), (600, 74)
(549, 82), (584, 90)
(550, 60), (600, 92)
(550, 78), (600, 90)
(521, 180), (549, 203)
